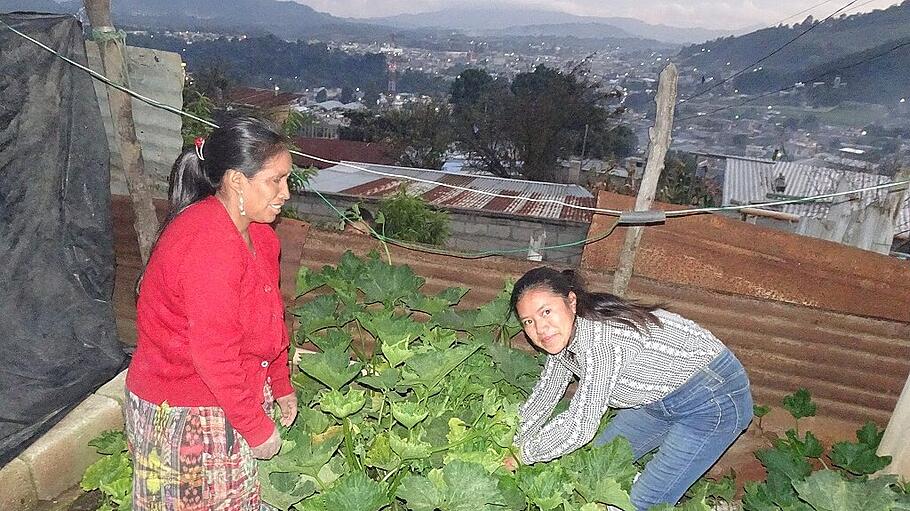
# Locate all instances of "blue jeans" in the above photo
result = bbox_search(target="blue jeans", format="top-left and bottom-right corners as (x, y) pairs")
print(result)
(593, 349), (753, 511)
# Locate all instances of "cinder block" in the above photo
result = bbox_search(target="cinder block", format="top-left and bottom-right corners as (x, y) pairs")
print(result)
(461, 222), (487, 235)
(19, 395), (124, 500)
(95, 370), (128, 405)
(0, 458), (37, 511)
(488, 224), (511, 238)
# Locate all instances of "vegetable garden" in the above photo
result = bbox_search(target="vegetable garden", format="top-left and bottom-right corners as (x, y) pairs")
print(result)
(81, 253), (909, 510)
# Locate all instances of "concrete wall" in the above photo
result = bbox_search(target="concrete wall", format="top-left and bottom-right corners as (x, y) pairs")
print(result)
(289, 192), (590, 265)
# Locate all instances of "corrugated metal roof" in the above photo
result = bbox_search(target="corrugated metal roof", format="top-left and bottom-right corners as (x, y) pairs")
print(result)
(86, 44), (184, 198)
(310, 162), (595, 223)
(723, 159), (910, 235)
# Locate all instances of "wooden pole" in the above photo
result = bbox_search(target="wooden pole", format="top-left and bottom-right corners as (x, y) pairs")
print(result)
(612, 63), (678, 297)
(84, 0), (159, 265)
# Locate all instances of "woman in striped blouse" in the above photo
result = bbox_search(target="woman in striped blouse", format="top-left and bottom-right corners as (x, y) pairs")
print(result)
(507, 267), (753, 511)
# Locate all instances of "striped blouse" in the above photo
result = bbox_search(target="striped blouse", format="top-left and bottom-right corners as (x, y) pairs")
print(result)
(515, 309), (725, 464)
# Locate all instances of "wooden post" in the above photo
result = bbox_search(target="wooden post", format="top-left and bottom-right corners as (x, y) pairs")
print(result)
(84, 0), (159, 264)
(612, 63), (678, 297)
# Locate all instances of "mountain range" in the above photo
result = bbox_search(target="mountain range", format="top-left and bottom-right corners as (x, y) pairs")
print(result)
(368, 7), (735, 45)
(1, 0), (730, 44)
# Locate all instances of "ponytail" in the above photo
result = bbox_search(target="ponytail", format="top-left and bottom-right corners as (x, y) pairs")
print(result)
(163, 148), (217, 228)
(511, 267), (661, 333)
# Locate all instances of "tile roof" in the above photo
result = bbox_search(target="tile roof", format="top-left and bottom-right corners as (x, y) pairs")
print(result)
(307, 162), (595, 223)
(291, 138), (395, 169)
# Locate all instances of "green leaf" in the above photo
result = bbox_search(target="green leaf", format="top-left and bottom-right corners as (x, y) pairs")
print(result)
(290, 371), (324, 406)
(321, 472), (388, 511)
(583, 478), (634, 510)
(295, 407), (331, 435)
(266, 426), (343, 477)
(782, 388), (817, 421)
(357, 256), (425, 307)
(319, 389), (366, 419)
(364, 433), (401, 472)
(742, 481), (782, 511)
(81, 451), (131, 492)
(830, 421), (892, 475)
(856, 421), (886, 449)
(307, 328), (353, 353)
(260, 472), (315, 511)
(88, 430), (128, 455)
(794, 469), (898, 511)
(389, 431), (433, 460)
(292, 295), (339, 336)
(775, 430), (824, 459)
(496, 474), (528, 511)
(358, 313), (423, 367)
(296, 266), (326, 297)
(829, 441), (892, 476)
(299, 349), (363, 390)
(426, 327), (459, 350)
(754, 404), (771, 418)
(443, 460), (506, 510)
(402, 344), (481, 391)
(487, 343), (541, 394)
(391, 400), (430, 429)
(397, 474), (444, 511)
(358, 367), (400, 392)
(563, 436), (638, 491)
(516, 464), (573, 511)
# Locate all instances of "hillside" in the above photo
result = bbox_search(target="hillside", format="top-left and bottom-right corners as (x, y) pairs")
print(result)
(678, 2), (910, 83)
(369, 7), (732, 44)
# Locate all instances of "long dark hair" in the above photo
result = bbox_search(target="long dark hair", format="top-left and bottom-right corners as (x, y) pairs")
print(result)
(510, 267), (661, 333)
(162, 116), (288, 231)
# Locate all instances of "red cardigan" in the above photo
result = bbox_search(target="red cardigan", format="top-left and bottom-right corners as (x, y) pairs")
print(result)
(126, 196), (293, 448)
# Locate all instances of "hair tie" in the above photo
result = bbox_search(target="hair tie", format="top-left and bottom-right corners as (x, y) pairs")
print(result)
(194, 137), (205, 161)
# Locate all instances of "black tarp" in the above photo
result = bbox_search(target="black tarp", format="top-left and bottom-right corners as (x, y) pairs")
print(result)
(0, 13), (126, 466)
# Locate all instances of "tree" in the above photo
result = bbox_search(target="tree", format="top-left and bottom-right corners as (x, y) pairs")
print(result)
(315, 88), (328, 102)
(581, 125), (638, 160)
(191, 63), (233, 104)
(449, 70), (517, 178)
(450, 65), (622, 181)
(339, 102), (454, 170)
(656, 152), (720, 207)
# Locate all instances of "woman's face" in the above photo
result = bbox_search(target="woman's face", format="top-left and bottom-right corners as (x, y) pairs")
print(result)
(515, 287), (577, 355)
(243, 150), (292, 224)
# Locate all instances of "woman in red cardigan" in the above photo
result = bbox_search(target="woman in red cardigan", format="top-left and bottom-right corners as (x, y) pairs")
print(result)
(125, 117), (297, 510)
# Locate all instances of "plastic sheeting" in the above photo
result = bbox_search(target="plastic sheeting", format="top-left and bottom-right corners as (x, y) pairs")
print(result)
(0, 13), (126, 466)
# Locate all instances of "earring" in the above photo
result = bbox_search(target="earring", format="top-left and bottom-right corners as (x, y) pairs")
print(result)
(239, 191), (247, 217)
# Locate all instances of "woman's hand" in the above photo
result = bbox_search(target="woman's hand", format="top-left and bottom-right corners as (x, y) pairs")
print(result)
(250, 427), (281, 459)
(503, 454), (519, 472)
(276, 392), (298, 428)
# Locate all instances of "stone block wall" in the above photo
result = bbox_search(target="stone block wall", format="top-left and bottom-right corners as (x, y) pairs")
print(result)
(289, 192), (590, 266)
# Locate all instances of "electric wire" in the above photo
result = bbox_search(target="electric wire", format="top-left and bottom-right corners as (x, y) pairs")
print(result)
(2, 16), (908, 225)
(680, 0), (859, 103)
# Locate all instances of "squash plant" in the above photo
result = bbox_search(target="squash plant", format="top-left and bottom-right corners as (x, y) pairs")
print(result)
(274, 251), (642, 510)
(80, 252), (749, 510)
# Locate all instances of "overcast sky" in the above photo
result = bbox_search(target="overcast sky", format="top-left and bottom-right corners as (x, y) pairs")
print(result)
(295, 0), (902, 30)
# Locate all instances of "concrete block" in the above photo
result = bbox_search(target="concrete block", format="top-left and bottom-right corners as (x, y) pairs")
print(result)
(510, 226), (535, 243)
(0, 458), (37, 511)
(487, 224), (511, 239)
(19, 395), (124, 500)
(460, 222), (487, 236)
(95, 369), (127, 405)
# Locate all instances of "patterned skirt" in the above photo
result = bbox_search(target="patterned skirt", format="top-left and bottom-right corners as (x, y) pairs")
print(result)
(124, 384), (275, 511)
